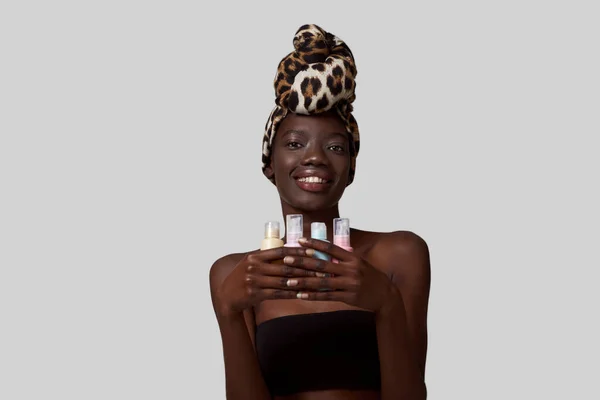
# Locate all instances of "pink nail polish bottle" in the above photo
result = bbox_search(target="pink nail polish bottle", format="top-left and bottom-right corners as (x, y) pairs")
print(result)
(284, 214), (303, 247)
(333, 217), (353, 263)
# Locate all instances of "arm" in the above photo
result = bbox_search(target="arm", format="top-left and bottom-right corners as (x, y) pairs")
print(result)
(375, 232), (431, 400)
(209, 255), (272, 400)
(276, 235), (431, 399)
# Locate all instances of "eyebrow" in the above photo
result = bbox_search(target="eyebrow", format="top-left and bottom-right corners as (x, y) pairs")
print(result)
(282, 129), (347, 140)
(327, 131), (349, 141)
(281, 129), (306, 137)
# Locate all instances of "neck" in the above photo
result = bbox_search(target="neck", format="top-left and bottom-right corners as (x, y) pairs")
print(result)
(280, 201), (340, 243)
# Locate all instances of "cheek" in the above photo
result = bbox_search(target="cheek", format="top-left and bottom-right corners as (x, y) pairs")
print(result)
(334, 154), (351, 175)
(271, 152), (295, 179)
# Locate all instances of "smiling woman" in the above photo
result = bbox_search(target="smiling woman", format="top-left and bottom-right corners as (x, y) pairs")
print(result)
(266, 112), (351, 211)
(209, 24), (431, 400)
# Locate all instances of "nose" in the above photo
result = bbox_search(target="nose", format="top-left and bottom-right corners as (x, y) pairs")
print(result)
(300, 142), (329, 167)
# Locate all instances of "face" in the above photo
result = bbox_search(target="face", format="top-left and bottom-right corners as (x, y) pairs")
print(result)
(264, 110), (352, 212)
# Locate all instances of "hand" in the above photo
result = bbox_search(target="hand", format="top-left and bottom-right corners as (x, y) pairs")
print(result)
(216, 246), (317, 316)
(280, 237), (395, 312)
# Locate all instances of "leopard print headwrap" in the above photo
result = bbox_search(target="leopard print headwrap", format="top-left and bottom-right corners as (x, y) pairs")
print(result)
(261, 24), (360, 186)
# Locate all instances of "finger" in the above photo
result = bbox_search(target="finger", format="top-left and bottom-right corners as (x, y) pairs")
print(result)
(248, 246), (311, 263)
(249, 262), (317, 278)
(282, 255), (345, 276)
(259, 289), (298, 301)
(295, 290), (356, 303)
(248, 274), (313, 290)
(289, 276), (357, 291)
(297, 238), (353, 262)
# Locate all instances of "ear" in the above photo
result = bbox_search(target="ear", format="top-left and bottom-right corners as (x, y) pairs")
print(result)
(263, 163), (275, 182)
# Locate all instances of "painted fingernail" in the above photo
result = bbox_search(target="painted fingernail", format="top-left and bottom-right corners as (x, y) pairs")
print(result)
(296, 292), (309, 299)
(298, 237), (307, 244)
(305, 248), (315, 256)
(286, 279), (298, 287)
(284, 256), (294, 264)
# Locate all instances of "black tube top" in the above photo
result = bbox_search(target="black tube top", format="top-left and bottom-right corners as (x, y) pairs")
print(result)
(255, 310), (381, 396)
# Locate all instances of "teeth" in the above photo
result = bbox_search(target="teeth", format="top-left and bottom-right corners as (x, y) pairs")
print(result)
(298, 176), (326, 183)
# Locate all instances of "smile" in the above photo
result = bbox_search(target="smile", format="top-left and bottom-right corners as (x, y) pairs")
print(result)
(296, 176), (329, 184)
(294, 176), (333, 192)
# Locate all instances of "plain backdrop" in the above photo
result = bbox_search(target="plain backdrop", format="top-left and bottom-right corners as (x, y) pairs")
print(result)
(1, 1), (598, 399)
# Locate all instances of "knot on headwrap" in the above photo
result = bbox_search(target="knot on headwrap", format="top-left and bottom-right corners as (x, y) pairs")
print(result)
(262, 24), (360, 186)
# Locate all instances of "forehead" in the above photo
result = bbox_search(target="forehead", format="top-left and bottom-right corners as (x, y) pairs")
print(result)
(277, 111), (347, 137)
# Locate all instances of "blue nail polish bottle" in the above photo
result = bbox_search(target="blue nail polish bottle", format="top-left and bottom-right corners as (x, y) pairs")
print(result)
(311, 222), (331, 262)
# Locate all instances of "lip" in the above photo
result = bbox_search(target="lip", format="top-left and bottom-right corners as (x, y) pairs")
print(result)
(291, 169), (334, 193)
(294, 179), (333, 193)
(291, 169), (334, 182)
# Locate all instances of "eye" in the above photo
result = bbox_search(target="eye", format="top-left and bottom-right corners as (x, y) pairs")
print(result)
(286, 141), (303, 149)
(328, 144), (346, 153)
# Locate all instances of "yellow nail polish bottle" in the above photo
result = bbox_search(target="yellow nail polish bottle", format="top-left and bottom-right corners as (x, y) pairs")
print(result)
(261, 221), (284, 250)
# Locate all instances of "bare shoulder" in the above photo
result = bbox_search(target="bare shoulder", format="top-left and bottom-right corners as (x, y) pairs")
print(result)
(378, 230), (429, 258)
(209, 252), (247, 288)
(364, 230), (431, 283)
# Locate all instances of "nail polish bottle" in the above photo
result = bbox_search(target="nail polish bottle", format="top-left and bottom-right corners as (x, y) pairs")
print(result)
(310, 222), (331, 261)
(333, 217), (353, 263)
(284, 214), (303, 247)
(260, 221), (284, 250)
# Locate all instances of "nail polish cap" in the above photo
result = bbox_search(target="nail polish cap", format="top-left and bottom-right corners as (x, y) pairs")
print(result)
(311, 222), (327, 241)
(333, 217), (351, 248)
(264, 221), (281, 239)
(286, 214), (303, 246)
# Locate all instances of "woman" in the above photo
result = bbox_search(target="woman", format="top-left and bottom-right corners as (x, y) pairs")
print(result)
(210, 24), (431, 400)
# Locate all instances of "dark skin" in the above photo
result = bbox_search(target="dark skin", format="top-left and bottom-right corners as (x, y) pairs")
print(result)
(210, 110), (431, 400)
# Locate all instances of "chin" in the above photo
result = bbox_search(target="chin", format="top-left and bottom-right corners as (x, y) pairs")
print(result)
(291, 200), (337, 212)
(278, 185), (344, 212)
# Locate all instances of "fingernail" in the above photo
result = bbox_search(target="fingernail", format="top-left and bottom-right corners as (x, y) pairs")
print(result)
(305, 248), (315, 256)
(286, 279), (298, 287)
(298, 237), (307, 244)
(296, 292), (309, 299)
(316, 272), (331, 278)
(284, 256), (294, 264)
(247, 265), (254, 271)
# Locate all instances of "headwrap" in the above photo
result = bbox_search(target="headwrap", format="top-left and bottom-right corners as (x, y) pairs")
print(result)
(261, 24), (360, 185)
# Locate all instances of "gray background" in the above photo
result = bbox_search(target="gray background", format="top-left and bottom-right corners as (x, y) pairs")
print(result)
(1, 1), (598, 399)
